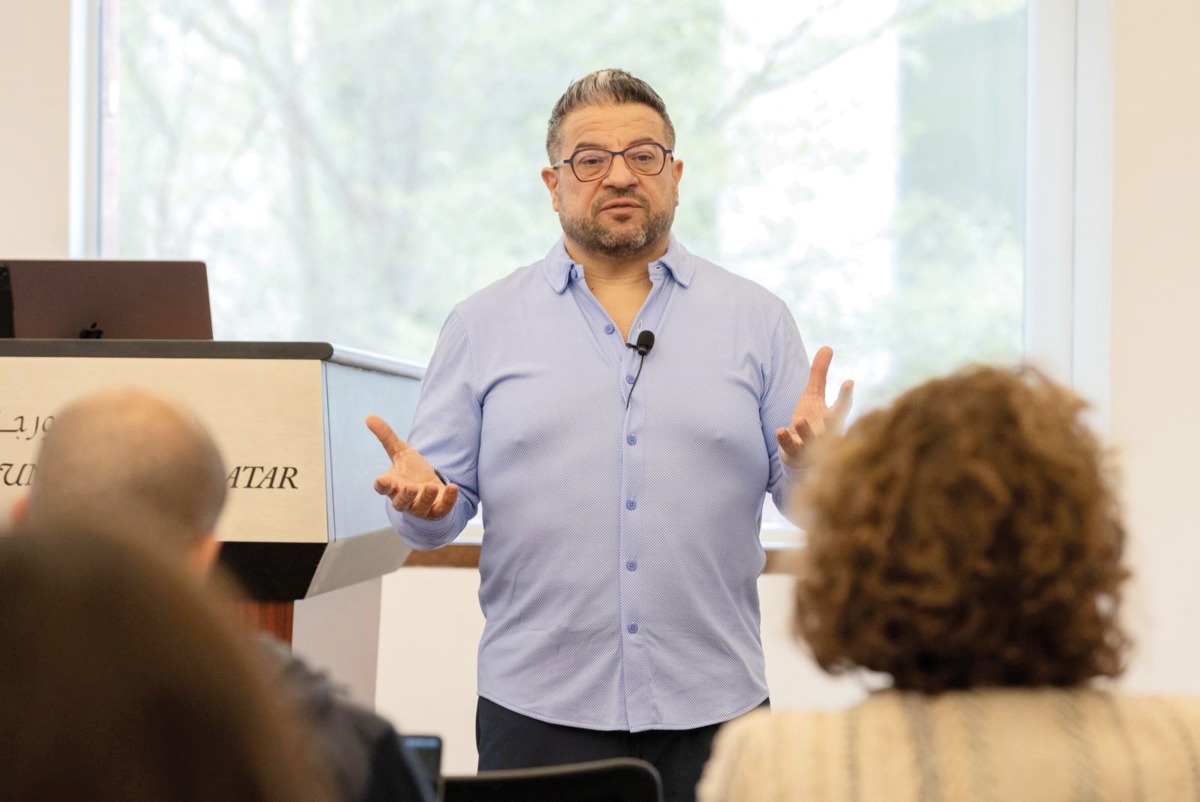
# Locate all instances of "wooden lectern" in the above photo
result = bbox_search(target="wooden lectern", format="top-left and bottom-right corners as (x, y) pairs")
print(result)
(0, 340), (424, 645)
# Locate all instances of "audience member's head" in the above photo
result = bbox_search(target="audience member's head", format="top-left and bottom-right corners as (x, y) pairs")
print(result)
(10, 388), (435, 802)
(13, 386), (227, 571)
(792, 364), (1129, 693)
(0, 527), (332, 801)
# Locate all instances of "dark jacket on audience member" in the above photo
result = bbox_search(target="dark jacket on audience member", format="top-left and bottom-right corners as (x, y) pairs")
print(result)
(256, 636), (436, 802)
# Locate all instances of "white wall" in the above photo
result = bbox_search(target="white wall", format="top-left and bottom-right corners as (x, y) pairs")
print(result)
(6, 0), (1200, 777)
(1109, 0), (1200, 693)
(377, 569), (485, 774)
(0, 0), (71, 256)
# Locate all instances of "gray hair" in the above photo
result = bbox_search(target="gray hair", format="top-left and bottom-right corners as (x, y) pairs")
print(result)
(546, 68), (676, 162)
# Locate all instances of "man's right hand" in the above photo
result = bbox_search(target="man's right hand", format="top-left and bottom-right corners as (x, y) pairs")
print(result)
(366, 415), (459, 520)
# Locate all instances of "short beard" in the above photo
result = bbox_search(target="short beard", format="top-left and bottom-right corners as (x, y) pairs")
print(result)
(559, 194), (676, 262)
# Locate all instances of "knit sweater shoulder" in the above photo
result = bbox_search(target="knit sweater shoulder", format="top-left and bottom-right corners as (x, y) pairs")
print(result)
(697, 688), (1200, 801)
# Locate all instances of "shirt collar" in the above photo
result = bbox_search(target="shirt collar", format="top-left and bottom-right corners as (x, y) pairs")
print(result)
(541, 235), (695, 293)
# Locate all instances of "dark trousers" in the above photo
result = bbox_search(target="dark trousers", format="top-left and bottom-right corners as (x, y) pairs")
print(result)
(476, 696), (768, 802)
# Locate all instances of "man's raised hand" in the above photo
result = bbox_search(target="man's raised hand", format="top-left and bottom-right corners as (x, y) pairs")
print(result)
(366, 415), (458, 520)
(776, 346), (854, 469)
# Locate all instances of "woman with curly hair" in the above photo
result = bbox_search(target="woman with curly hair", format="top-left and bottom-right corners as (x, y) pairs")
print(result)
(699, 364), (1200, 801)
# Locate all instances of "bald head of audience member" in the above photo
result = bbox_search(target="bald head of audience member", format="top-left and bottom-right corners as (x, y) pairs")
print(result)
(12, 387), (227, 571)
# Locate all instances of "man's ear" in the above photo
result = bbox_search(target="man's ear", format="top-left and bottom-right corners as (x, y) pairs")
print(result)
(186, 533), (222, 576)
(541, 166), (561, 212)
(9, 493), (30, 528)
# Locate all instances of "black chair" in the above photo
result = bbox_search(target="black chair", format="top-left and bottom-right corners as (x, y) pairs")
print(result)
(439, 757), (664, 802)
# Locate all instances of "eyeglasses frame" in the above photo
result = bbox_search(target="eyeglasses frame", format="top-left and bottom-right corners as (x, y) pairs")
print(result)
(550, 142), (675, 182)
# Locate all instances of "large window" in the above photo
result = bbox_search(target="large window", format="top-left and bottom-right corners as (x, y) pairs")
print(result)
(94, 0), (1027, 418)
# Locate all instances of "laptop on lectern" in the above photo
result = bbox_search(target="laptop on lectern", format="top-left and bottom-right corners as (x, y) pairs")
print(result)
(0, 259), (213, 339)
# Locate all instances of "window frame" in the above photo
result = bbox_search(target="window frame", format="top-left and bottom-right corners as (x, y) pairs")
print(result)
(1023, 0), (1113, 428)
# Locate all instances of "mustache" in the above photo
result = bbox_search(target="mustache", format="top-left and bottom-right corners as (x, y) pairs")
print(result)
(592, 190), (648, 212)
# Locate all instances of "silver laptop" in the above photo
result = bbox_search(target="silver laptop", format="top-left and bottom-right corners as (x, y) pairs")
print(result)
(0, 259), (212, 339)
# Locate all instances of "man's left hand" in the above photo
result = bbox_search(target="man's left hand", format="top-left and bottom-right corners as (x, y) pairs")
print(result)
(776, 346), (854, 469)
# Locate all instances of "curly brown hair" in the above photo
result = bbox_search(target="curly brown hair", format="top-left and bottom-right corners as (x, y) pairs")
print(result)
(792, 364), (1130, 693)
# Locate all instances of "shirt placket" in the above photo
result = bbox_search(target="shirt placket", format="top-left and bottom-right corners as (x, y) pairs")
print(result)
(617, 265), (669, 729)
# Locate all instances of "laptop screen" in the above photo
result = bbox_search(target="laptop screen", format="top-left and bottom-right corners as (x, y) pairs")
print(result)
(401, 733), (442, 797)
(0, 259), (212, 340)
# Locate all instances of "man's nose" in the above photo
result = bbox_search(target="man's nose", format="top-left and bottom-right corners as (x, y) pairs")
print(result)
(602, 153), (639, 187)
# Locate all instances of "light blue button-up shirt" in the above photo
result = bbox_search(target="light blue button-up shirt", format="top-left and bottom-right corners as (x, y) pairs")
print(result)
(387, 236), (810, 732)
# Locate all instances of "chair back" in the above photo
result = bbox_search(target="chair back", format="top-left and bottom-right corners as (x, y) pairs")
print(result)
(440, 756), (663, 801)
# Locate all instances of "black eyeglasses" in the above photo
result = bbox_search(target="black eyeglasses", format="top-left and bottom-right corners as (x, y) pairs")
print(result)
(551, 142), (673, 182)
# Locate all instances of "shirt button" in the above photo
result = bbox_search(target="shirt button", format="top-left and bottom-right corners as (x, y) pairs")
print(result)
(627, 623), (639, 634)
(626, 560), (638, 571)
(604, 323), (615, 335)
(626, 499), (637, 510)
(627, 435), (637, 445)
(626, 374), (635, 384)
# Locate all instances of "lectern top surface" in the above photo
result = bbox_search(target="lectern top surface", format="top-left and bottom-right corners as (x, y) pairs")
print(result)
(0, 339), (336, 360)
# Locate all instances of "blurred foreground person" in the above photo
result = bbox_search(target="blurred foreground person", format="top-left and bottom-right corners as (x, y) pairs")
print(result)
(11, 387), (434, 802)
(699, 365), (1200, 801)
(0, 528), (334, 802)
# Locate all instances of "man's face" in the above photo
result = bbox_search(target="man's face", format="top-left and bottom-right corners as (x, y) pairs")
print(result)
(541, 103), (684, 263)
